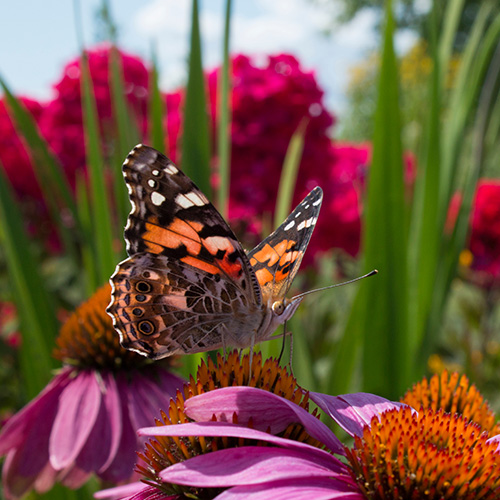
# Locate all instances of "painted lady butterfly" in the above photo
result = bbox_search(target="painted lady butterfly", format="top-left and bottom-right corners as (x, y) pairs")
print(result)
(107, 144), (322, 360)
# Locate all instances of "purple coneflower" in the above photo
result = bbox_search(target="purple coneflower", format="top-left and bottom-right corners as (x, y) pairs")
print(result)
(0, 284), (184, 499)
(97, 360), (500, 500)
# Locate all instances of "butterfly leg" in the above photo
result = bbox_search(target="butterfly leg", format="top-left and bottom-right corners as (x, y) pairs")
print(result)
(277, 322), (294, 375)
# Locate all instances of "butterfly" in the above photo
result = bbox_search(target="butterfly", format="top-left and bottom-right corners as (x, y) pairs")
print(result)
(107, 144), (322, 360)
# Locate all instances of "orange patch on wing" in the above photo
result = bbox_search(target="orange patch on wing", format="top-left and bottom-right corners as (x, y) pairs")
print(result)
(251, 242), (287, 266)
(181, 256), (220, 275)
(145, 241), (164, 254)
(144, 221), (202, 255)
(255, 267), (274, 286)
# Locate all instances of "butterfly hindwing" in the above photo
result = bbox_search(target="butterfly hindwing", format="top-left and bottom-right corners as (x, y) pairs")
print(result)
(248, 187), (322, 303)
(109, 253), (264, 359)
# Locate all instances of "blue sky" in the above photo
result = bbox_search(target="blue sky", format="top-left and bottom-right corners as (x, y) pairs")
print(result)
(1, 1), (416, 118)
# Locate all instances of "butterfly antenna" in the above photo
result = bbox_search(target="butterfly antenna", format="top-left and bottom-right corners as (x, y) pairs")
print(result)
(291, 269), (378, 301)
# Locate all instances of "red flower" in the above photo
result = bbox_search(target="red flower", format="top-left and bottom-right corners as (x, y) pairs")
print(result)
(0, 97), (43, 199)
(208, 53), (334, 223)
(39, 44), (150, 182)
(469, 180), (500, 280)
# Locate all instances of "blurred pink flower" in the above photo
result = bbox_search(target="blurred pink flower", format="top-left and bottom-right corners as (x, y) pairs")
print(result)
(0, 97), (44, 199)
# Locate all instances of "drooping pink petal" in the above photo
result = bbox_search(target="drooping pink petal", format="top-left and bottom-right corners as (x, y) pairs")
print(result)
(155, 368), (185, 397)
(98, 371), (123, 472)
(310, 391), (407, 437)
(49, 370), (102, 469)
(127, 371), (173, 430)
(126, 486), (178, 500)
(1, 375), (65, 499)
(97, 375), (139, 483)
(214, 477), (364, 500)
(138, 421), (344, 471)
(159, 447), (353, 487)
(0, 368), (72, 455)
(183, 387), (344, 454)
(59, 463), (92, 489)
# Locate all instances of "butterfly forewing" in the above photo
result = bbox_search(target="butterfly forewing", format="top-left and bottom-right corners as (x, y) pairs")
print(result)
(248, 187), (322, 304)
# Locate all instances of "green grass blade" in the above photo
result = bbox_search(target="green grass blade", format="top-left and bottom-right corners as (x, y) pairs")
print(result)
(110, 45), (141, 226)
(274, 119), (307, 229)
(216, 0), (232, 218)
(407, 1), (442, 356)
(359, 1), (409, 398)
(80, 51), (117, 283)
(76, 171), (98, 295)
(149, 47), (166, 153)
(0, 165), (56, 398)
(181, 0), (211, 195)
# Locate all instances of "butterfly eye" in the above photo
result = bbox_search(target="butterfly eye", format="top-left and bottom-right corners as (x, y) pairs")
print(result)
(135, 281), (152, 293)
(138, 320), (155, 335)
(272, 301), (285, 315)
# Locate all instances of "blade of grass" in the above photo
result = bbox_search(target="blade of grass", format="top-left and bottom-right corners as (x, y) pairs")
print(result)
(0, 165), (56, 398)
(273, 119), (308, 229)
(407, 0), (442, 357)
(359, 1), (409, 398)
(181, 0), (211, 195)
(149, 46), (166, 153)
(216, 0), (232, 219)
(110, 45), (141, 226)
(81, 51), (117, 283)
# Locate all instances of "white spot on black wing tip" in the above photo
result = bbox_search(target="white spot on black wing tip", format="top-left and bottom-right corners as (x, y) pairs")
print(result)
(284, 221), (295, 231)
(313, 198), (321, 206)
(151, 192), (166, 206)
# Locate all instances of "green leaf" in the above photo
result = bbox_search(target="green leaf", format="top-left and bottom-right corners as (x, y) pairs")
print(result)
(274, 119), (307, 229)
(181, 0), (211, 195)
(109, 45), (141, 226)
(358, 1), (409, 398)
(80, 51), (117, 283)
(216, 0), (232, 218)
(149, 46), (166, 153)
(0, 165), (56, 398)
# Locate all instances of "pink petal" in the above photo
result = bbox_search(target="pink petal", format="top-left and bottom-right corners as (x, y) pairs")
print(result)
(59, 463), (92, 489)
(0, 368), (72, 455)
(184, 387), (344, 454)
(159, 447), (352, 487)
(138, 421), (344, 472)
(310, 392), (407, 437)
(50, 370), (102, 469)
(98, 371), (123, 472)
(2, 450), (56, 499)
(94, 481), (145, 499)
(487, 434), (500, 451)
(97, 375), (138, 483)
(214, 478), (364, 500)
(127, 372), (172, 429)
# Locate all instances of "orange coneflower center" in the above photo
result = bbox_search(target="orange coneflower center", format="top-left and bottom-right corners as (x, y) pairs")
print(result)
(137, 351), (322, 498)
(402, 370), (500, 435)
(346, 406), (500, 500)
(53, 283), (152, 370)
